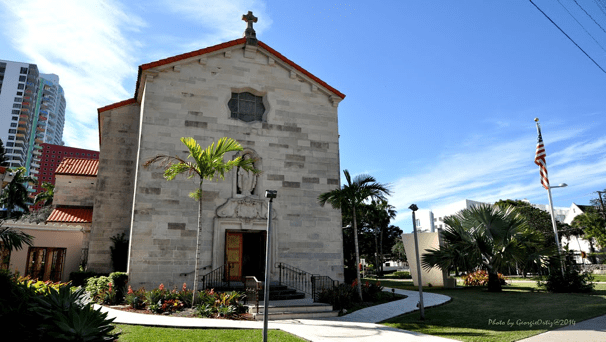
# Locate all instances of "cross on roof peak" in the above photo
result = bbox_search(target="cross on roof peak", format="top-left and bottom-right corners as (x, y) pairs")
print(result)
(242, 11), (258, 45)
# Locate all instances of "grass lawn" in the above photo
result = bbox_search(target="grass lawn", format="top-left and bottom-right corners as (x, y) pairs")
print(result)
(113, 325), (306, 342)
(377, 279), (606, 342)
(504, 274), (606, 282)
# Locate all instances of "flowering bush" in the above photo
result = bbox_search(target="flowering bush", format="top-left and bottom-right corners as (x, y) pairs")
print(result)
(463, 270), (506, 287)
(195, 289), (246, 318)
(125, 285), (146, 309)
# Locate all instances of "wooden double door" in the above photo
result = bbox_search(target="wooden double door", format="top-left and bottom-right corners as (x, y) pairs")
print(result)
(225, 230), (266, 281)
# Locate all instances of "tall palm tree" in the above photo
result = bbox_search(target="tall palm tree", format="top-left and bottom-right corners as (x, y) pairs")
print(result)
(144, 137), (257, 303)
(423, 204), (527, 292)
(0, 167), (36, 219)
(318, 170), (391, 300)
(34, 182), (55, 207)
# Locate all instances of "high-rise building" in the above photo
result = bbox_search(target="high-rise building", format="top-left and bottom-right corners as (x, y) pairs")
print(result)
(0, 60), (66, 177)
(0, 60), (40, 169)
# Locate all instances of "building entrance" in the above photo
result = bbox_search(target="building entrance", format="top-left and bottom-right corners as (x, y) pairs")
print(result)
(225, 230), (266, 281)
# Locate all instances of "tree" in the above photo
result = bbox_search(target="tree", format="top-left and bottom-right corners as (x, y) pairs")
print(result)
(422, 204), (527, 292)
(144, 137), (257, 304)
(318, 170), (390, 300)
(34, 182), (55, 207)
(572, 210), (606, 251)
(391, 239), (407, 263)
(0, 139), (7, 167)
(0, 167), (36, 219)
(0, 220), (33, 252)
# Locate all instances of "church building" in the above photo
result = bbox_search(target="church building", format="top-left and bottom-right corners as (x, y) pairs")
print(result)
(87, 12), (346, 289)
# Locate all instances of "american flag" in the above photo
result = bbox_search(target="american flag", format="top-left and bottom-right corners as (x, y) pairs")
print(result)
(534, 128), (549, 190)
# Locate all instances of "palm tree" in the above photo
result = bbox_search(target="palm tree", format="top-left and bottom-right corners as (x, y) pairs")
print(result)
(318, 170), (390, 300)
(144, 137), (257, 304)
(34, 182), (55, 207)
(422, 204), (527, 292)
(0, 167), (36, 219)
(0, 220), (33, 252)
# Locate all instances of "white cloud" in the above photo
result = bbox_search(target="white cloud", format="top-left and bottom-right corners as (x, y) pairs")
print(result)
(390, 125), (606, 229)
(1, 0), (144, 150)
(161, 0), (272, 51)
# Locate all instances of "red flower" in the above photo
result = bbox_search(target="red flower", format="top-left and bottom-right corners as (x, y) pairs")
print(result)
(182, 283), (187, 292)
(158, 283), (165, 291)
(127, 285), (133, 295)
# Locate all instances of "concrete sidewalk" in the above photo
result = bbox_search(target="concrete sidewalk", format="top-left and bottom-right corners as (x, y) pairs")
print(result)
(100, 287), (456, 341)
(517, 314), (606, 342)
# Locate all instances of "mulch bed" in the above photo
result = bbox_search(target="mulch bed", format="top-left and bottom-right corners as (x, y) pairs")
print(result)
(107, 305), (253, 320)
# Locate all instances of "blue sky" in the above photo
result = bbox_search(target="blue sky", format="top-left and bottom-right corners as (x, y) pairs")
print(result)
(1, 0), (605, 232)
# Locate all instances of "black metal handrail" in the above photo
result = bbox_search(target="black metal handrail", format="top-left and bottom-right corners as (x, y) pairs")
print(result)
(275, 262), (339, 302)
(200, 263), (237, 290)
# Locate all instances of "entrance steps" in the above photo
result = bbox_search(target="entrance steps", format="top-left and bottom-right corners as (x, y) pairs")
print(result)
(247, 297), (339, 320)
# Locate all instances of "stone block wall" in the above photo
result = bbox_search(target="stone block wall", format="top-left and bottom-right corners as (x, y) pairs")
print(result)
(88, 103), (140, 272)
(127, 43), (344, 289)
(54, 175), (96, 207)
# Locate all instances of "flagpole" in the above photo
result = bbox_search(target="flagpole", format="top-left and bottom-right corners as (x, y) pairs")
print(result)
(534, 118), (564, 276)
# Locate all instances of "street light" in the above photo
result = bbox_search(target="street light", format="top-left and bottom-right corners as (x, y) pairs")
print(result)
(409, 204), (425, 320)
(262, 190), (277, 342)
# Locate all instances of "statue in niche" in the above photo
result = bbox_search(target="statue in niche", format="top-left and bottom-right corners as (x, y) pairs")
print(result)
(237, 154), (257, 196)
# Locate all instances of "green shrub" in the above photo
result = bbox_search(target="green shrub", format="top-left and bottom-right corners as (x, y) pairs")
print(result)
(125, 286), (146, 309)
(538, 267), (594, 293)
(317, 283), (357, 312)
(392, 271), (412, 279)
(0, 270), (119, 341)
(194, 289), (246, 318)
(85, 275), (111, 303)
(69, 271), (102, 287)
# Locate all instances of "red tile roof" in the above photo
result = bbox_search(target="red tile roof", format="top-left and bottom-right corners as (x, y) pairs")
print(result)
(55, 158), (98, 176)
(47, 207), (93, 223)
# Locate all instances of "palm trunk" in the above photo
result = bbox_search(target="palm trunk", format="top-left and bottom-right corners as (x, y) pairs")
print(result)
(192, 182), (203, 305)
(352, 204), (363, 301)
(379, 225), (384, 277)
(487, 270), (502, 292)
(373, 227), (379, 279)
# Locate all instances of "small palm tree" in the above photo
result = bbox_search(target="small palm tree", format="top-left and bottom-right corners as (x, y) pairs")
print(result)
(144, 137), (257, 303)
(34, 182), (55, 207)
(0, 167), (36, 219)
(318, 170), (391, 300)
(0, 220), (34, 252)
(423, 204), (527, 292)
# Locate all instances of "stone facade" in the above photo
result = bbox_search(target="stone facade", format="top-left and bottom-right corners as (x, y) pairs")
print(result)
(89, 36), (345, 289)
(54, 174), (96, 207)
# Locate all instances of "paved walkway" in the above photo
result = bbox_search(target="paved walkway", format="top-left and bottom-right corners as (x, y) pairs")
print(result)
(100, 287), (455, 342)
(517, 314), (606, 342)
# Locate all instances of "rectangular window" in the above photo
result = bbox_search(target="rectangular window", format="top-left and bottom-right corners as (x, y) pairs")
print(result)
(13, 104), (21, 108)
(6, 143), (13, 147)
(11, 117), (17, 121)
(14, 97), (22, 102)
(10, 123), (17, 127)
(8, 136), (14, 140)
(11, 110), (20, 114)
(8, 129), (16, 133)
(19, 75), (26, 82)
(17, 83), (24, 89)
(6, 149), (12, 153)
(20, 67), (28, 74)
(16, 91), (23, 96)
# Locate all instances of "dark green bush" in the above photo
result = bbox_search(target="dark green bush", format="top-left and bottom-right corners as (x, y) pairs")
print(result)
(69, 271), (102, 287)
(392, 271), (412, 279)
(538, 267), (594, 293)
(0, 270), (119, 341)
